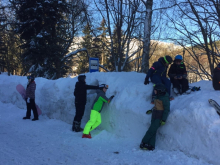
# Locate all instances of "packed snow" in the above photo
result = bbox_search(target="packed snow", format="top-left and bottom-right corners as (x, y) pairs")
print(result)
(0, 72), (219, 165)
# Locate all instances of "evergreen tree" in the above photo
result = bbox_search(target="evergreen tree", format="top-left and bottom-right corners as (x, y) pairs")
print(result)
(10, 0), (82, 79)
(0, 6), (21, 75)
(0, 8), (7, 73)
(76, 23), (103, 74)
(76, 24), (92, 74)
(96, 19), (111, 71)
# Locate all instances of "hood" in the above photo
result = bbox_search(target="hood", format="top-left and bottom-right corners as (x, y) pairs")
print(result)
(158, 57), (165, 65)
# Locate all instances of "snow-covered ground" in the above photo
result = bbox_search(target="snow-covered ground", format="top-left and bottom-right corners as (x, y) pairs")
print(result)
(0, 72), (219, 165)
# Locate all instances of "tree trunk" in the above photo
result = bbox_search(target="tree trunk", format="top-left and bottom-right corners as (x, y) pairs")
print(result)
(141, 0), (153, 73)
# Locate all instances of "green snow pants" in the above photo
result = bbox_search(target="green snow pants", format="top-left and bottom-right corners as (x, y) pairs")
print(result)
(83, 110), (101, 135)
(142, 118), (161, 148)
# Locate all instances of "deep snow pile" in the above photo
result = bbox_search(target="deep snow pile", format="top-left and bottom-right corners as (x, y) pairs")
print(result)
(0, 102), (211, 165)
(0, 72), (220, 164)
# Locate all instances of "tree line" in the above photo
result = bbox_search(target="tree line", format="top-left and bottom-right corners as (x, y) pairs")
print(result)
(0, 0), (219, 81)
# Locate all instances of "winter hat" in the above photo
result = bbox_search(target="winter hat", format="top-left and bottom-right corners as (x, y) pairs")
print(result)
(163, 55), (173, 64)
(99, 84), (109, 90)
(78, 75), (86, 82)
(27, 74), (35, 80)
(154, 83), (166, 95)
(175, 55), (183, 60)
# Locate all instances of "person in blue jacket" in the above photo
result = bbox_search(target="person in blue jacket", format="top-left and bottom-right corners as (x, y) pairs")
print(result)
(144, 55), (173, 103)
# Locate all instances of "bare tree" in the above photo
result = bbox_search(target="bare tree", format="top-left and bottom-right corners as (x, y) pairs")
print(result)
(91, 0), (143, 72)
(140, 0), (153, 73)
(165, 0), (220, 80)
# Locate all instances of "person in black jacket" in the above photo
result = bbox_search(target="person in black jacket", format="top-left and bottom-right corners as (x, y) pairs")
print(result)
(168, 55), (190, 95)
(72, 75), (99, 132)
(213, 63), (220, 90)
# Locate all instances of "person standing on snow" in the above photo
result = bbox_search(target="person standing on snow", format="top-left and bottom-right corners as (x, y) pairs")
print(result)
(144, 55), (173, 103)
(213, 63), (220, 90)
(140, 83), (170, 151)
(23, 74), (39, 121)
(82, 84), (114, 139)
(168, 55), (191, 95)
(72, 75), (99, 132)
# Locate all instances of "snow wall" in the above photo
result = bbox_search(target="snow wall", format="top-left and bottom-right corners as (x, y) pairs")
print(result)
(0, 72), (220, 164)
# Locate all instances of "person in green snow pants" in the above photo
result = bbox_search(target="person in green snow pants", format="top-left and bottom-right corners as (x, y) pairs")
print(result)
(82, 84), (114, 139)
(140, 83), (170, 150)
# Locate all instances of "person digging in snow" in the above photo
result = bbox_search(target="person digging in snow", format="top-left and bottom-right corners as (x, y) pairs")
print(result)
(168, 55), (191, 95)
(72, 75), (99, 132)
(140, 83), (170, 151)
(213, 63), (220, 91)
(144, 55), (173, 104)
(82, 84), (114, 139)
(23, 74), (39, 121)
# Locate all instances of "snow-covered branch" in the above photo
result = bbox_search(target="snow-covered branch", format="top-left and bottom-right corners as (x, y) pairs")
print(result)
(62, 48), (89, 62)
(99, 64), (110, 72)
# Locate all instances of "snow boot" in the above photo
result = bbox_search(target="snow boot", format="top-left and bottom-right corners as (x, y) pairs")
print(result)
(169, 96), (174, 101)
(185, 88), (191, 94)
(32, 118), (39, 121)
(72, 121), (83, 132)
(140, 142), (154, 151)
(23, 117), (30, 120)
(82, 133), (92, 139)
(173, 88), (180, 95)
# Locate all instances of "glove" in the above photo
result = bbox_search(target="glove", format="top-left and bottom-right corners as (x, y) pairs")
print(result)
(160, 120), (166, 126)
(110, 95), (114, 100)
(144, 78), (149, 85)
(146, 110), (152, 114)
(27, 97), (30, 103)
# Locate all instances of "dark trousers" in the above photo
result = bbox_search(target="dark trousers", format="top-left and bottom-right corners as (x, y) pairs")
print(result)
(142, 118), (161, 148)
(73, 103), (86, 123)
(26, 99), (38, 119)
(171, 78), (189, 93)
(151, 75), (171, 96)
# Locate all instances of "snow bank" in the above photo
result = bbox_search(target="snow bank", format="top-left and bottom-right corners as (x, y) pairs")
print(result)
(0, 72), (220, 164)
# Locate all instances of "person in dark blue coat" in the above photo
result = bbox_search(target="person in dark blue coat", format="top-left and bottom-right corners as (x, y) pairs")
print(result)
(144, 55), (173, 103)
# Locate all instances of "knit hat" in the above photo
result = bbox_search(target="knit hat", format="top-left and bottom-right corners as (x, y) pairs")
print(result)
(163, 55), (173, 64)
(27, 74), (35, 80)
(78, 75), (86, 82)
(154, 83), (166, 92)
(154, 83), (166, 95)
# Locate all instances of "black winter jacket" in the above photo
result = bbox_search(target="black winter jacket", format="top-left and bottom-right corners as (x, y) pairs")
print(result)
(145, 57), (168, 82)
(213, 67), (220, 90)
(168, 62), (187, 79)
(26, 81), (36, 99)
(74, 81), (99, 104)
